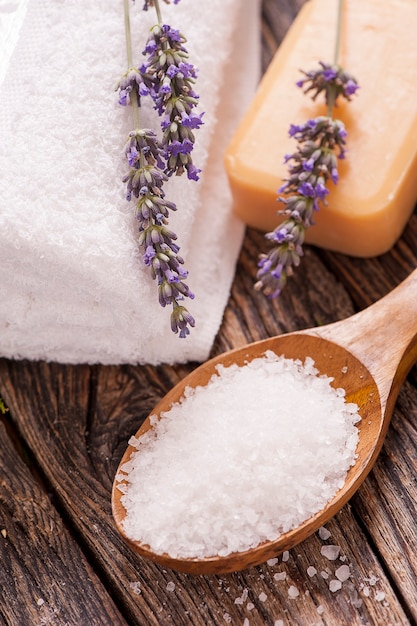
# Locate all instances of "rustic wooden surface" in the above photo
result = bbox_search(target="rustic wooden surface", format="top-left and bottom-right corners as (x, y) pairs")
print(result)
(1, 1), (417, 624)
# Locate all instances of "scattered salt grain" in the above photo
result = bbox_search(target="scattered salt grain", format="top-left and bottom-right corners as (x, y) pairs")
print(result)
(318, 526), (331, 541)
(243, 619), (250, 626)
(247, 603), (255, 611)
(118, 352), (360, 558)
(321, 570), (329, 579)
(36, 599), (44, 607)
(282, 551), (290, 562)
(274, 571), (287, 582)
(335, 564), (350, 582)
(321, 545), (341, 561)
(307, 566), (317, 577)
(234, 588), (248, 605)
(367, 575), (379, 586)
(329, 579), (342, 592)
(129, 581), (142, 595)
(375, 591), (386, 602)
(275, 621), (284, 626)
(288, 585), (300, 598)
(267, 557), (279, 566)
(223, 613), (232, 623)
(317, 605), (325, 615)
(348, 585), (363, 609)
(166, 581), (176, 592)
(259, 591), (268, 602)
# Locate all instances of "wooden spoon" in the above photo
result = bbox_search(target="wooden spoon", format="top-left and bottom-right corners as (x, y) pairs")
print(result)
(112, 268), (417, 575)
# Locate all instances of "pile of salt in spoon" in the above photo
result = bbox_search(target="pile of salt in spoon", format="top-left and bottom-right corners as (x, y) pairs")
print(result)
(116, 351), (361, 559)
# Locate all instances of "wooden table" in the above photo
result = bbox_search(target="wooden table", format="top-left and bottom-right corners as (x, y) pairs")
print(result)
(1, 1), (417, 624)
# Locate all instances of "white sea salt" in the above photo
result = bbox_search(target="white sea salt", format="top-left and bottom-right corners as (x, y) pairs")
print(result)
(274, 571), (287, 582)
(166, 581), (176, 592)
(288, 585), (300, 599)
(367, 575), (379, 586)
(318, 526), (331, 540)
(117, 352), (360, 558)
(267, 557), (279, 566)
(335, 564), (350, 582)
(282, 551), (290, 562)
(258, 592), (268, 602)
(329, 579), (342, 592)
(307, 566), (317, 577)
(321, 545), (341, 561)
(348, 585), (363, 608)
(129, 581), (142, 595)
(234, 588), (248, 605)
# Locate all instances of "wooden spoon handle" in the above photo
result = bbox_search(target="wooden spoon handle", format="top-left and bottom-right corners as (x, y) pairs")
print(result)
(309, 268), (417, 409)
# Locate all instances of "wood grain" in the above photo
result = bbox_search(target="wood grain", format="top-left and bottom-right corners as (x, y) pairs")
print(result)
(0, 420), (127, 626)
(1, 354), (413, 625)
(1, 0), (417, 624)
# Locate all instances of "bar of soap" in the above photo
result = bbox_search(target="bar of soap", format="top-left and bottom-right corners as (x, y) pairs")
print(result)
(225, 0), (417, 257)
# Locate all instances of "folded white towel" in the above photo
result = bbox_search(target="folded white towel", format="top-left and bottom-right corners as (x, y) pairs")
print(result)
(0, 0), (260, 364)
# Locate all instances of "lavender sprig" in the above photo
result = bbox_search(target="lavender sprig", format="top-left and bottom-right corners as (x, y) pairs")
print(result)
(296, 61), (359, 108)
(117, 67), (148, 107)
(119, 0), (196, 337)
(255, 4), (359, 298)
(124, 130), (195, 337)
(140, 24), (204, 180)
(255, 115), (348, 297)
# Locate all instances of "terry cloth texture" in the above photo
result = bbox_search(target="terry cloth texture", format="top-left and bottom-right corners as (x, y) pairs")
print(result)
(0, 0), (260, 364)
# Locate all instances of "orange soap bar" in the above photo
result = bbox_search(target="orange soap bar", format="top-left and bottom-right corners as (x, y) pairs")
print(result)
(225, 0), (417, 257)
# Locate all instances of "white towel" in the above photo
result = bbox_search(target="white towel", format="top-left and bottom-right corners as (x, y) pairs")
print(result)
(0, 0), (260, 365)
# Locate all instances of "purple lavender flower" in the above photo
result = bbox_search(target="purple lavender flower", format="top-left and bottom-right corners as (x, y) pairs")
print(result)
(170, 304), (195, 338)
(296, 61), (359, 106)
(119, 0), (198, 336)
(123, 129), (194, 335)
(256, 55), (359, 298)
(255, 115), (349, 298)
(140, 22), (204, 180)
(116, 68), (147, 106)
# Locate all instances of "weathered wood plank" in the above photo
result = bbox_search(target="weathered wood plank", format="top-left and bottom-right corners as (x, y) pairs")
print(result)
(314, 216), (417, 322)
(0, 419), (127, 626)
(352, 382), (417, 623)
(1, 0), (417, 623)
(0, 352), (407, 625)
(0, 258), (413, 626)
(261, 0), (305, 68)
(211, 228), (356, 356)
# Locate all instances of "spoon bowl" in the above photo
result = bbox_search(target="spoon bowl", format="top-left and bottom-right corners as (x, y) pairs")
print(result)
(112, 269), (417, 574)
